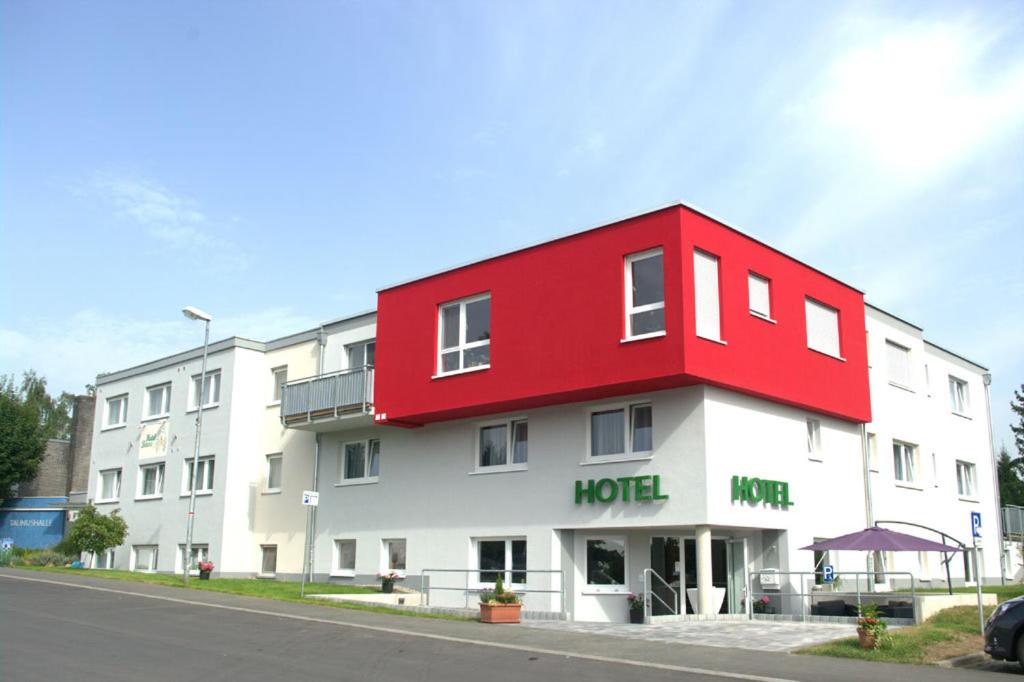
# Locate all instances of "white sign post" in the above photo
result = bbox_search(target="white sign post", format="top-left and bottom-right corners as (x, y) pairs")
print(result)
(300, 491), (319, 597)
(972, 512), (984, 635)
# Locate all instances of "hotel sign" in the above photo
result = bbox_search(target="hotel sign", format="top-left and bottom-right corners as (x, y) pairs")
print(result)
(731, 475), (793, 508)
(139, 420), (169, 460)
(575, 475), (669, 504)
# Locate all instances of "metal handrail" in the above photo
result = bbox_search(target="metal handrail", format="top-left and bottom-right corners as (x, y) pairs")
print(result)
(283, 366), (374, 386)
(748, 570), (917, 622)
(280, 365), (374, 424)
(642, 568), (679, 622)
(418, 568), (565, 616)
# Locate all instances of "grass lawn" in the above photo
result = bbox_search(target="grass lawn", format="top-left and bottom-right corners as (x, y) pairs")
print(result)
(15, 566), (475, 621)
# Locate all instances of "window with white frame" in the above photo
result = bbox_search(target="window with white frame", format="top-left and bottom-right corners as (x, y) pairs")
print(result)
(339, 439), (380, 483)
(105, 394), (128, 428)
(589, 403), (652, 458)
(333, 539), (356, 576)
(585, 536), (626, 589)
(949, 376), (970, 415)
(271, 366), (287, 403)
(384, 538), (406, 573)
(144, 383), (171, 419)
(183, 457), (215, 494)
(624, 249), (665, 339)
(260, 545), (278, 576)
(94, 549), (115, 569)
(886, 341), (912, 388)
(693, 249), (721, 341)
(346, 340), (376, 369)
(137, 462), (164, 498)
(805, 298), (841, 358)
(956, 460), (977, 498)
(190, 370), (221, 409)
(132, 545), (158, 572)
(477, 420), (528, 469)
(867, 432), (879, 471)
(438, 294), (490, 374)
(178, 544), (209, 575)
(476, 538), (527, 585)
(265, 454), (283, 492)
(98, 468), (122, 502)
(806, 419), (822, 460)
(893, 440), (918, 484)
(748, 272), (772, 320)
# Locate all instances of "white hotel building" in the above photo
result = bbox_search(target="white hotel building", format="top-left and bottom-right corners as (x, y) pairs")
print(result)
(87, 204), (1002, 622)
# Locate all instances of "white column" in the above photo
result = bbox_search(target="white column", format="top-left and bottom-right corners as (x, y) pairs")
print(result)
(696, 525), (713, 615)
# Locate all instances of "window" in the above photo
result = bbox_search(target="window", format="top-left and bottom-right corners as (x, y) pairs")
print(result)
(333, 539), (356, 576)
(806, 419), (822, 460)
(339, 439), (380, 484)
(145, 384), (171, 419)
(893, 441), (918, 484)
(183, 457), (215, 494)
(805, 298), (841, 358)
(748, 272), (772, 320)
(867, 432), (879, 471)
(586, 537), (626, 589)
(589, 403), (652, 458)
(271, 366), (287, 403)
(94, 549), (115, 569)
(949, 376), (970, 415)
(477, 420), (528, 469)
(346, 341), (376, 369)
(924, 363), (932, 395)
(477, 538), (527, 585)
(105, 394), (128, 428)
(624, 249), (665, 338)
(956, 460), (977, 498)
(693, 250), (721, 341)
(98, 468), (122, 502)
(384, 538), (406, 573)
(265, 454), (283, 492)
(886, 341), (912, 388)
(190, 370), (221, 409)
(132, 545), (158, 572)
(137, 463), (164, 498)
(260, 545), (278, 576)
(178, 544), (209, 575)
(438, 294), (490, 374)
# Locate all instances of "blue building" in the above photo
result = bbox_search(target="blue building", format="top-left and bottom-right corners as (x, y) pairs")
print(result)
(0, 497), (68, 549)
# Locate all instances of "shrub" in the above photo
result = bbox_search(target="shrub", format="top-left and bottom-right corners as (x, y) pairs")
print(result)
(24, 550), (70, 566)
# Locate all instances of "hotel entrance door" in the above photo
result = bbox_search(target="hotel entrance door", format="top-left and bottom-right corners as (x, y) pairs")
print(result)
(649, 536), (681, 615)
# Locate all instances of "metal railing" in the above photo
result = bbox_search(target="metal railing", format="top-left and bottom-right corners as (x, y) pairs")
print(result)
(748, 570), (917, 622)
(642, 568), (679, 622)
(419, 568), (565, 615)
(280, 366), (374, 425)
(1004, 506), (1024, 538)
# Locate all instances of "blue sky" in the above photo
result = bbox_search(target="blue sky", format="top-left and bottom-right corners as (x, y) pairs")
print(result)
(1, 1), (1022, 449)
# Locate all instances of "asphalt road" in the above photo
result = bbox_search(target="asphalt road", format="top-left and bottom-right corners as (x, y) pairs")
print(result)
(0, 571), (1018, 682)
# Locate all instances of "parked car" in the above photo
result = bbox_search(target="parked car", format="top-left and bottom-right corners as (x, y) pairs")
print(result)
(984, 595), (1024, 668)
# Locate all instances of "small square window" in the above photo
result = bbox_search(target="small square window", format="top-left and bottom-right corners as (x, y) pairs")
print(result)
(266, 454), (283, 492)
(132, 545), (158, 572)
(586, 537), (626, 588)
(949, 376), (970, 415)
(260, 545), (278, 576)
(191, 370), (221, 409)
(183, 457), (215, 493)
(437, 295), (490, 375)
(105, 394), (128, 428)
(886, 341), (912, 388)
(956, 460), (976, 497)
(334, 539), (356, 574)
(98, 468), (122, 502)
(145, 384), (171, 418)
(339, 439), (380, 484)
(271, 367), (288, 403)
(384, 538), (406, 572)
(893, 441), (918, 484)
(476, 538), (527, 585)
(748, 273), (772, 320)
(805, 298), (841, 359)
(138, 463), (165, 498)
(624, 249), (665, 339)
(589, 403), (652, 459)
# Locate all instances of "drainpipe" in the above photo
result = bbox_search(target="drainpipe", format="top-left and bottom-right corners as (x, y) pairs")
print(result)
(307, 326), (327, 581)
(983, 373), (1007, 586)
(860, 424), (878, 591)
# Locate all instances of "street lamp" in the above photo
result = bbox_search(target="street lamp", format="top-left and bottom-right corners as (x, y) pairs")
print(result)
(182, 306), (212, 585)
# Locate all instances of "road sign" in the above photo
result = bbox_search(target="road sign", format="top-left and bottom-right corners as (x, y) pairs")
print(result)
(822, 564), (835, 583)
(302, 490), (319, 507)
(1, 538), (12, 550)
(971, 511), (982, 538)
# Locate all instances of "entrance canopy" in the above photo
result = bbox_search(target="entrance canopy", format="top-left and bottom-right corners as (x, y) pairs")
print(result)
(800, 527), (962, 553)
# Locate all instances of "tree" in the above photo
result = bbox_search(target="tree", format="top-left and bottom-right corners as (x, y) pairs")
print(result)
(1013, 384), (1024, 460)
(65, 505), (128, 567)
(0, 379), (48, 500)
(14, 370), (73, 440)
(998, 446), (1024, 508)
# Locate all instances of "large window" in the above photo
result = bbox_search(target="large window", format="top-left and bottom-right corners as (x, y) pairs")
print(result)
(438, 294), (491, 375)
(178, 544), (209, 575)
(478, 420), (528, 469)
(260, 545), (278, 576)
(265, 454), (283, 492)
(949, 376), (970, 415)
(893, 441), (918, 484)
(333, 539), (356, 576)
(589, 403), (652, 458)
(94, 549), (115, 569)
(956, 460), (977, 498)
(346, 340), (376, 369)
(339, 439), (380, 484)
(145, 384), (171, 419)
(137, 463), (165, 498)
(693, 250), (722, 341)
(805, 298), (841, 358)
(886, 341), (912, 388)
(586, 537), (626, 589)
(624, 249), (665, 339)
(105, 394), (128, 428)
(132, 545), (158, 572)
(98, 468), (122, 502)
(477, 538), (527, 585)
(190, 370), (221, 409)
(183, 457), (215, 494)
(271, 366), (287, 403)
(806, 419), (822, 460)
(748, 272), (772, 320)
(384, 538), (406, 573)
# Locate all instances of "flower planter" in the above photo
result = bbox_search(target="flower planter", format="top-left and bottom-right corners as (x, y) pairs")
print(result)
(381, 581), (394, 594)
(857, 628), (877, 649)
(629, 607), (645, 624)
(199, 571), (211, 581)
(480, 602), (522, 624)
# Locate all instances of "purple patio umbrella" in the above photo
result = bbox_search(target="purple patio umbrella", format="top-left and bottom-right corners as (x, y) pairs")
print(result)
(800, 526), (963, 553)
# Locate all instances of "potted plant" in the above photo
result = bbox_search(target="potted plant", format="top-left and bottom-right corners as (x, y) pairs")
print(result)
(479, 575), (522, 624)
(856, 604), (887, 649)
(752, 595), (771, 614)
(627, 592), (645, 624)
(197, 560), (214, 580)
(378, 571), (399, 593)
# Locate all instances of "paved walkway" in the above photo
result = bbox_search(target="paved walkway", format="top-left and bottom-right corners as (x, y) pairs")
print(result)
(522, 619), (858, 652)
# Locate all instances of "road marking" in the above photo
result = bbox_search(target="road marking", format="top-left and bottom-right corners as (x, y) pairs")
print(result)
(0, 573), (799, 682)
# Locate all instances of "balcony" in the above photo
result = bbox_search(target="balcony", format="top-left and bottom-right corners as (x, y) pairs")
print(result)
(280, 367), (374, 431)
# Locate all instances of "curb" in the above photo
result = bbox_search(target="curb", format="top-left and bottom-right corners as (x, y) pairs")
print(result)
(935, 652), (988, 669)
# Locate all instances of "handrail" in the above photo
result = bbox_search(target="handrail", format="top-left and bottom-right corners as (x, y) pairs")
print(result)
(642, 568), (679, 622)
(280, 366), (374, 425)
(418, 568), (566, 617)
(748, 570), (917, 622)
(283, 365), (374, 387)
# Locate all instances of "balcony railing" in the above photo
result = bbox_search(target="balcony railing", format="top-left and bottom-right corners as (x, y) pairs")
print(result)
(280, 367), (374, 427)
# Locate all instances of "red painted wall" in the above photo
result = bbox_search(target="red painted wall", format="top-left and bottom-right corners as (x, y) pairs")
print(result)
(373, 205), (871, 427)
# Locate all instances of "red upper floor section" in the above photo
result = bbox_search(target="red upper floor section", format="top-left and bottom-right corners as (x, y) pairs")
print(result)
(373, 204), (871, 427)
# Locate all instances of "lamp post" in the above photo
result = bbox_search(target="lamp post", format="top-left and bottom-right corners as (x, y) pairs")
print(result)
(182, 305), (212, 585)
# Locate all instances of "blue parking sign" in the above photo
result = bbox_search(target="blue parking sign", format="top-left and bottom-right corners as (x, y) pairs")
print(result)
(971, 512), (982, 538)
(823, 565), (835, 583)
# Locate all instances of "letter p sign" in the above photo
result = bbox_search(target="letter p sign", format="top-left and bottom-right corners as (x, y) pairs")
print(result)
(822, 565), (834, 583)
(971, 512), (982, 538)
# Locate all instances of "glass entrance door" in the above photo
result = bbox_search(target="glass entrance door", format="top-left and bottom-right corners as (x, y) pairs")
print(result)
(727, 538), (748, 614)
(649, 537), (681, 615)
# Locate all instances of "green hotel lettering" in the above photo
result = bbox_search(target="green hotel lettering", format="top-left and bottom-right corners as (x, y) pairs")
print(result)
(731, 475), (793, 508)
(575, 475), (669, 504)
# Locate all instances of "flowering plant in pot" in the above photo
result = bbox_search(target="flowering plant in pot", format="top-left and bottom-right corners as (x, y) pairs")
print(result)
(197, 561), (214, 580)
(752, 596), (771, 614)
(377, 571), (400, 593)
(479, 575), (522, 624)
(856, 604), (887, 649)
(627, 592), (645, 624)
